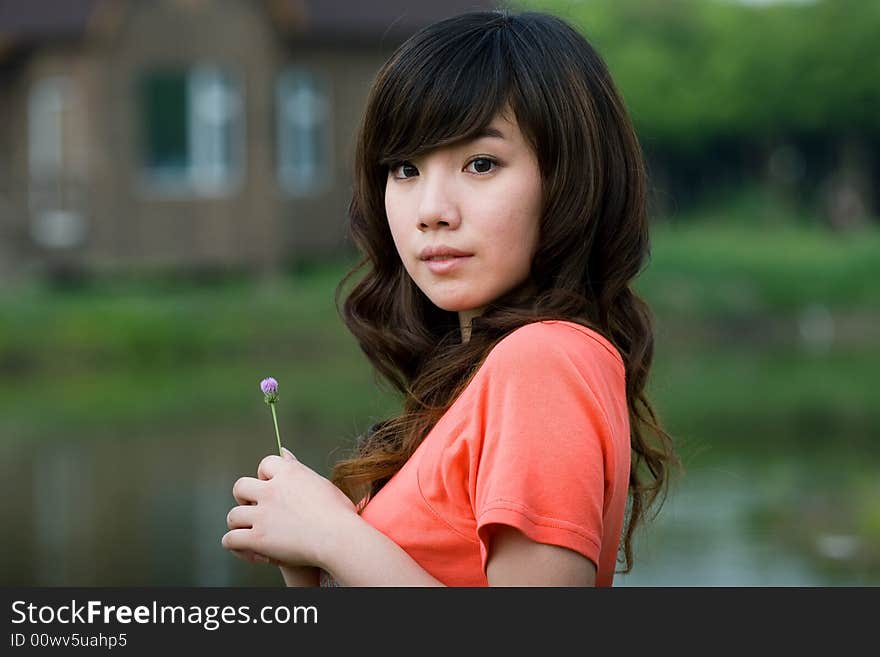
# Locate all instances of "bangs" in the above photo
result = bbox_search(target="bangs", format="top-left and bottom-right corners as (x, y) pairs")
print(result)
(371, 20), (515, 167)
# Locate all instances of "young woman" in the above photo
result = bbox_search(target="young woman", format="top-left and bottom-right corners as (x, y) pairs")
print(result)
(222, 9), (677, 587)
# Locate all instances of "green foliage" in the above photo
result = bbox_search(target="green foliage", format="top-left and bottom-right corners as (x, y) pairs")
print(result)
(513, 0), (880, 146)
(640, 219), (880, 313)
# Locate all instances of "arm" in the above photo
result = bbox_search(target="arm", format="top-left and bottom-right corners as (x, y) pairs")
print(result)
(320, 519), (595, 586)
(319, 514), (446, 586)
(485, 525), (597, 586)
(279, 565), (320, 587)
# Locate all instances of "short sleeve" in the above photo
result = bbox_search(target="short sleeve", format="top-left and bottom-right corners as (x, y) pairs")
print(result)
(472, 323), (621, 578)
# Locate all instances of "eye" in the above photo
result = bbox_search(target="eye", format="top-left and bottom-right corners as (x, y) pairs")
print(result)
(388, 157), (500, 180)
(389, 161), (419, 179)
(466, 157), (498, 175)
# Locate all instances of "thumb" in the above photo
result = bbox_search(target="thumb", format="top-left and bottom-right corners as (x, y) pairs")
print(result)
(281, 447), (297, 461)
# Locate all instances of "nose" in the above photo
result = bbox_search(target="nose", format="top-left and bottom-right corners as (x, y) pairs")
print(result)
(416, 173), (461, 232)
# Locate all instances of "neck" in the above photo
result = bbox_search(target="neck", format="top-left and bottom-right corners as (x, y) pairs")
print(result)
(459, 308), (482, 344)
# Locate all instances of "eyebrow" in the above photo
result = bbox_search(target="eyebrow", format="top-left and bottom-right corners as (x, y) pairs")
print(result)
(381, 125), (508, 167)
(473, 126), (506, 141)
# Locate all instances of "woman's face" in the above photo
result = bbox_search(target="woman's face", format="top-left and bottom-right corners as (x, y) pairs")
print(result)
(384, 108), (542, 328)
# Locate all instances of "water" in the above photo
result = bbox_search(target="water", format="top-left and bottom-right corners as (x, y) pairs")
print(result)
(1, 424), (875, 586)
(617, 464), (873, 586)
(0, 423), (331, 587)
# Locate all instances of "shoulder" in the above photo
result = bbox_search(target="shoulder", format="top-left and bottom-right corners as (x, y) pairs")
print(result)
(487, 320), (625, 374)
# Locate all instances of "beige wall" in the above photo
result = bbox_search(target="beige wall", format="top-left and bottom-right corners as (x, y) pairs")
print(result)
(102, 0), (285, 273)
(1, 0), (396, 279)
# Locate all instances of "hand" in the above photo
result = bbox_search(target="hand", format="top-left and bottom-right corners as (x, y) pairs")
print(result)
(227, 540), (320, 587)
(229, 545), (279, 566)
(222, 447), (358, 569)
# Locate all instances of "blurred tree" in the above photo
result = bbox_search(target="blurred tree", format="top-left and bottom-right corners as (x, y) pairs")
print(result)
(515, 0), (879, 224)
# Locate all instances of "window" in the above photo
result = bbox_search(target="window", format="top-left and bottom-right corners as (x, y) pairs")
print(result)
(28, 76), (88, 248)
(139, 65), (243, 196)
(276, 67), (333, 196)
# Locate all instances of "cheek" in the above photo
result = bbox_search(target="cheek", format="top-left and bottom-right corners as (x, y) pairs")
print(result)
(384, 195), (407, 251)
(384, 190), (395, 232)
(516, 184), (542, 262)
(492, 206), (539, 261)
(491, 171), (541, 253)
(384, 180), (403, 224)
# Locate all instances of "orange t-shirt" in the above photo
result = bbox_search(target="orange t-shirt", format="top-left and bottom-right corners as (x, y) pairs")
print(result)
(351, 320), (630, 586)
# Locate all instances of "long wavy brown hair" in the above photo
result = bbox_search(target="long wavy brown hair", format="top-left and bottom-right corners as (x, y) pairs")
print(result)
(330, 9), (679, 573)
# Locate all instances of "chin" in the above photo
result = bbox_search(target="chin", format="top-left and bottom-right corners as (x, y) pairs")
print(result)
(430, 301), (466, 313)
(425, 296), (475, 313)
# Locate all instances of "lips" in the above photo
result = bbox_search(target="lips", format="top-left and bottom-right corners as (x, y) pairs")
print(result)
(419, 245), (473, 260)
(423, 255), (471, 274)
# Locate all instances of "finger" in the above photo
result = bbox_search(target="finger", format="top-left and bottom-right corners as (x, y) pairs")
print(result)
(222, 528), (256, 553)
(232, 476), (265, 504)
(229, 548), (255, 562)
(281, 447), (298, 462)
(257, 454), (286, 481)
(226, 505), (257, 530)
(230, 549), (275, 565)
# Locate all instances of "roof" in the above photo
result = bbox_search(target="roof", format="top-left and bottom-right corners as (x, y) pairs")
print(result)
(271, 0), (501, 45)
(0, 0), (101, 41)
(0, 0), (502, 45)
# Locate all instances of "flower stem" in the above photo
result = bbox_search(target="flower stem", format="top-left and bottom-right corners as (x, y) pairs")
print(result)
(270, 403), (282, 455)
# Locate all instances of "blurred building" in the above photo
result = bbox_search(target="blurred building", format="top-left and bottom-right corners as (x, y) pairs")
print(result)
(0, 0), (496, 282)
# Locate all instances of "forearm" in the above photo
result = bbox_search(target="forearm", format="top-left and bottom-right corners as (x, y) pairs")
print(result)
(319, 515), (446, 587)
(279, 565), (320, 587)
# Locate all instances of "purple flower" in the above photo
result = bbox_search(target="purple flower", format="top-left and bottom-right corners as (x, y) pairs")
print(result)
(260, 377), (279, 405)
(260, 377), (283, 455)
(260, 376), (278, 395)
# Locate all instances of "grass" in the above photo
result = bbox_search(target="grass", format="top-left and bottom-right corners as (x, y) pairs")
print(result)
(2, 221), (877, 369)
(638, 221), (880, 315)
(0, 220), (878, 450)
